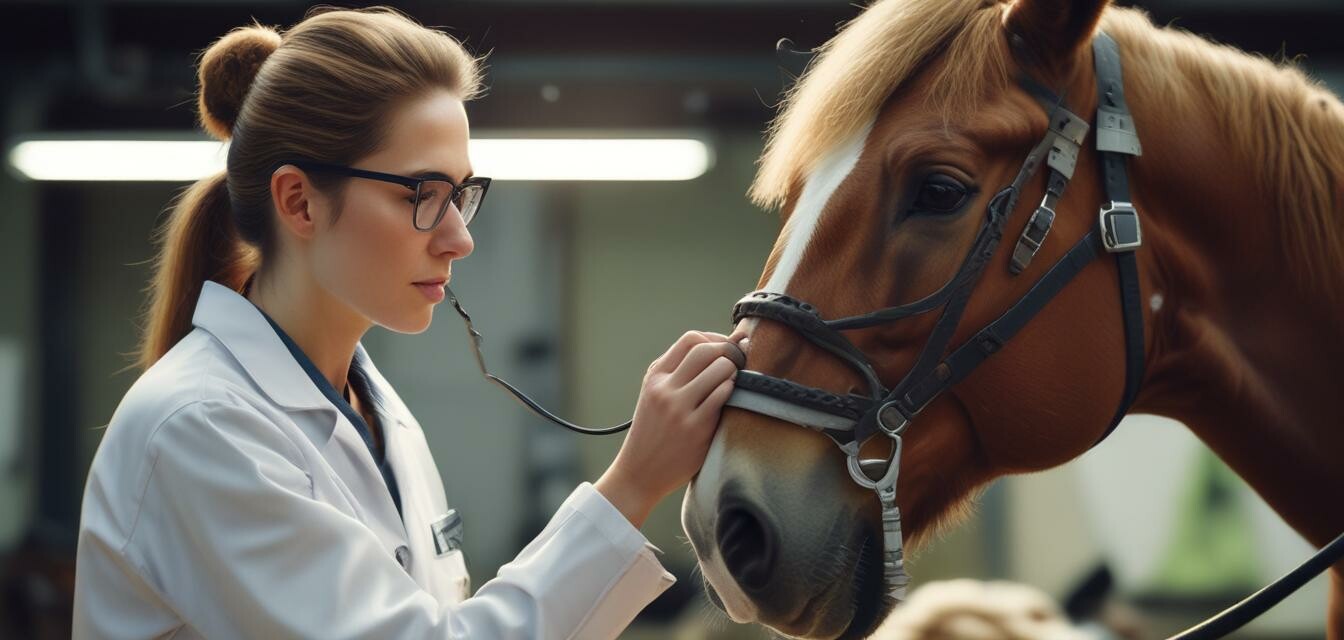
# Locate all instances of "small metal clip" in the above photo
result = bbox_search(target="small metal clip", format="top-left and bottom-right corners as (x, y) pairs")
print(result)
(1099, 201), (1142, 252)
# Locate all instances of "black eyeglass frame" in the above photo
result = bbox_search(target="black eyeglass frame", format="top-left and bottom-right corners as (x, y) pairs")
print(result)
(285, 160), (492, 231)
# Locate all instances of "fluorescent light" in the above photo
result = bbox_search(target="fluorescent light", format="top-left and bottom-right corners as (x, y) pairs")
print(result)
(8, 139), (230, 182)
(8, 136), (712, 182)
(469, 138), (711, 181)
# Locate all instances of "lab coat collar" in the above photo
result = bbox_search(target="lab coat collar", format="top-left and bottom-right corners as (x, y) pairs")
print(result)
(192, 280), (346, 413)
(194, 281), (413, 548)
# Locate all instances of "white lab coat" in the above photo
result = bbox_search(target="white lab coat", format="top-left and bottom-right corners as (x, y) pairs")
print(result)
(73, 280), (675, 639)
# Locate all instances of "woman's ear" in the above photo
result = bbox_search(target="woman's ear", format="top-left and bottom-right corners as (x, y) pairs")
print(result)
(270, 165), (318, 240)
(1004, 0), (1109, 76)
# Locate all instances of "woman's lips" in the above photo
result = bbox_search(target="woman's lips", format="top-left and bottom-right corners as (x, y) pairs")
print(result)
(414, 281), (446, 302)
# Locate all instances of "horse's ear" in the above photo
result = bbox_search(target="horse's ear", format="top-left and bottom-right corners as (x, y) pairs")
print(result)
(1004, 0), (1109, 73)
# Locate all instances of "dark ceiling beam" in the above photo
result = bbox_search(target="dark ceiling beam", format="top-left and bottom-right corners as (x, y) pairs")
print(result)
(4, 1), (1341, 132)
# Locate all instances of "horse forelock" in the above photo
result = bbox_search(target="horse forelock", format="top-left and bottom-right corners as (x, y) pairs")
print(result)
(751, 0), (1014, 210)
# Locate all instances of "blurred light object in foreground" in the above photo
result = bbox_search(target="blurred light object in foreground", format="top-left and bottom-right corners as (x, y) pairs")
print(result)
(7, 136), (713, 182)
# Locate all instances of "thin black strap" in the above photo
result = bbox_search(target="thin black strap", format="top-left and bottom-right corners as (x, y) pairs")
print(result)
(825, 188), (1023, 332)
(1169, 532), (1344, 639)
(853, 200), (1013, 443)
(899, 229), (1105, 412)
(1091, 32), (1146, 445)
(1100, 251), (1144, 442)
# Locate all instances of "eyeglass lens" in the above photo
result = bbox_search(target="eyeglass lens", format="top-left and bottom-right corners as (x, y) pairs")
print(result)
(414, 180), (484, 230)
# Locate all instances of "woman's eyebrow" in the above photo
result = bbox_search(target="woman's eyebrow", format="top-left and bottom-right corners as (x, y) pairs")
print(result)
(411, 169), (473, 183)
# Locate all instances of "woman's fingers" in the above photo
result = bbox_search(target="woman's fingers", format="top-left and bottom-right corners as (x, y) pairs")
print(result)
(668, 340), (743, 387)
(648, 331), (719, 375)
(613, 331), (746, 508)
(684, 355), (739, 405)
(693, 377), (737, 419)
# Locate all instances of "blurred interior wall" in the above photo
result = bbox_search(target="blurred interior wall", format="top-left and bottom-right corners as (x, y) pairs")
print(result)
(0, 168), (39, 550)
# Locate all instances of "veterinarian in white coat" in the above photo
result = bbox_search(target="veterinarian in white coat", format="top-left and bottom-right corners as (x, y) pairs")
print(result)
(73, 9), (743, 639)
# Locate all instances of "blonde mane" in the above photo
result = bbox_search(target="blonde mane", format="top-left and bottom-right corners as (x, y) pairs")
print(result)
(751, 0), (1344, 296)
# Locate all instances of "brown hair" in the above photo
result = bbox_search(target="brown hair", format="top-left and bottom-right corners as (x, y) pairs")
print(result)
(135, 6), (482, 371)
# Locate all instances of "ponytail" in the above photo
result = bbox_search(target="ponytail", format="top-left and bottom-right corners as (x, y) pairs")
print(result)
(135, 172), (257, 371)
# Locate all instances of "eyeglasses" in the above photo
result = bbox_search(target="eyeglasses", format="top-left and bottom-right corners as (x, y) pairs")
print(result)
(287, 160), (491, 231)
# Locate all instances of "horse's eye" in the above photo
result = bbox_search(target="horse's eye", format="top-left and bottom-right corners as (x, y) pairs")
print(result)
(911, 175), (969, 215)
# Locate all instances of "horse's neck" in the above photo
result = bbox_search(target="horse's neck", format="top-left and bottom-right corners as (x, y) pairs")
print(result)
(1120, 39), (1344, 547)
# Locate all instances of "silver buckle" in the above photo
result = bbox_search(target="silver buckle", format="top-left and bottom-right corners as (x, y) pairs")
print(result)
(1009, 203), (1056, 274)
(1099, 201), (1142, 252)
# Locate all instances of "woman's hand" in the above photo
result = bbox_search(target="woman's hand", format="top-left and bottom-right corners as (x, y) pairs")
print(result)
(595, 330), (746, 528)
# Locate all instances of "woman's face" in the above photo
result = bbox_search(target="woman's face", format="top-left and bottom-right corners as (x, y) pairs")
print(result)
(310, 89), (475, 334)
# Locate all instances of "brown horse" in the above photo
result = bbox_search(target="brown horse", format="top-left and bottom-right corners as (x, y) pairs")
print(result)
(680, 0), (1344, 637)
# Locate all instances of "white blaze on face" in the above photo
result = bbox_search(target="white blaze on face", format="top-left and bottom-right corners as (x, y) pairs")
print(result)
(733, 121), (875, 340)
(764, 120), (875, 293)
(700, 121), (876, 623)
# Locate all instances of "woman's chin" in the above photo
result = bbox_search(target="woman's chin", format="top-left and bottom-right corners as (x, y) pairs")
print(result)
(379, 307), (434, 335)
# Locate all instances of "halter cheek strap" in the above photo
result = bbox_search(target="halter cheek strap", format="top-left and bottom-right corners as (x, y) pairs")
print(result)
(1093, 32), (1146, 443)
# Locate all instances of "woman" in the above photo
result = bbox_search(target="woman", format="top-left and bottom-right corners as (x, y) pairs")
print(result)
(73, 8), (743, 639)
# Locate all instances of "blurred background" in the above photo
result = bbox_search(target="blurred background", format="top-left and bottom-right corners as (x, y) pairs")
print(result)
(0, 1), (1340, 638)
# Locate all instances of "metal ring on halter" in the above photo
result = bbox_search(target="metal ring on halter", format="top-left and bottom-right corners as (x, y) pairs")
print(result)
(875, 400), (910, 437)
(845, 434), (904, 491)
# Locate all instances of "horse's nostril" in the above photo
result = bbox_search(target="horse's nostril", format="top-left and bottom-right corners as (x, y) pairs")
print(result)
(716, 504), (777, 592)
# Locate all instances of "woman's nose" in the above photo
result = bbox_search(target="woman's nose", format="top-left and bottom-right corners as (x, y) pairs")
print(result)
(432, 205), (474, 258)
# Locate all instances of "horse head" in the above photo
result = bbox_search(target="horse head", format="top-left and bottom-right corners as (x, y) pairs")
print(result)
(681, 0), (1157, 636)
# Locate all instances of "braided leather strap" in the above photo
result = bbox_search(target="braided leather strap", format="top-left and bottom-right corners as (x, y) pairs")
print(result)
(733, 371), (872, 421)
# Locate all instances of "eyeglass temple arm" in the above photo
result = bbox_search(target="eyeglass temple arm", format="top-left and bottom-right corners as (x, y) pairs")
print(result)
(445, 287), (632, 435)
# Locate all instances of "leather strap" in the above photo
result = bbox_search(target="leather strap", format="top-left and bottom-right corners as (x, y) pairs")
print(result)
(1092, 32), (1145, 445)
(899, 229), (1105, 413)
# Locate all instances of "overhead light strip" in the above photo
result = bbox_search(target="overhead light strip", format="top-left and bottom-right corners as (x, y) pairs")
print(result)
(7, 136), (713, 182)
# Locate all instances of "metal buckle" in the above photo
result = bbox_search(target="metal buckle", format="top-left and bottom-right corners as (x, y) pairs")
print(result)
(1009, 203), (1056, 274)
(1099, 201), (1142, 252)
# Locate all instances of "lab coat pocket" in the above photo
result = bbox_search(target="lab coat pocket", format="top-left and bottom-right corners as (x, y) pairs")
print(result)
(434, 548), (472, 602)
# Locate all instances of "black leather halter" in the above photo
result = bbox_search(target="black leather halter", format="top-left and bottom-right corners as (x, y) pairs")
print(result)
(721, 32), (1144, 604)
(728, 33), (1143, 452)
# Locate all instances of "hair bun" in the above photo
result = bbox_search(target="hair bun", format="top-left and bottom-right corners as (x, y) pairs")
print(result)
(197, 24), (282, 141)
